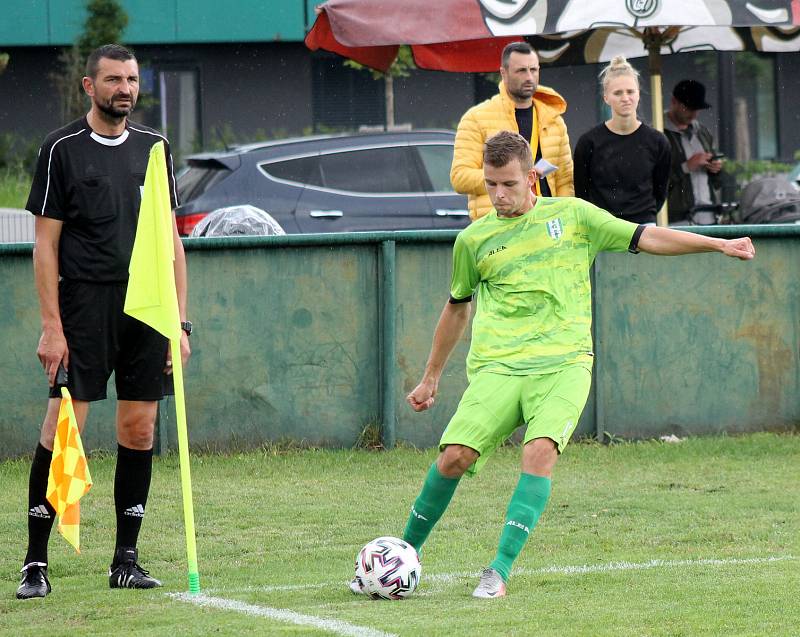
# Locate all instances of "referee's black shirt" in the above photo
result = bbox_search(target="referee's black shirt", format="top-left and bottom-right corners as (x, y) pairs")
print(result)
(26, 117), (178, 283)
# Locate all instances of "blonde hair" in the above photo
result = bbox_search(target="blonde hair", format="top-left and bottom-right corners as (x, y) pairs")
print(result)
(599, 55), (640, 93)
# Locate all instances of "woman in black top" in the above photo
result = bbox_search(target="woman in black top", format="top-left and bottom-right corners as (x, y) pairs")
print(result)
(574, 55), (671, 225)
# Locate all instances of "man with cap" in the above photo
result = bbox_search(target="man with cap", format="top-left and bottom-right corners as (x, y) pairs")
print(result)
(664, 79), (724, 225)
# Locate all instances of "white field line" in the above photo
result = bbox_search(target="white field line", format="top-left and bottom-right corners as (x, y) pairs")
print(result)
(170, 592), (397, 637)
(423, 555), (796, 589)
(202, 554), (795, 596)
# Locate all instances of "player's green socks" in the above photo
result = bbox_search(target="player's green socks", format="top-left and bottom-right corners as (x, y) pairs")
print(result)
(489, 472), (552, 582)
(402, 462), (460, 551)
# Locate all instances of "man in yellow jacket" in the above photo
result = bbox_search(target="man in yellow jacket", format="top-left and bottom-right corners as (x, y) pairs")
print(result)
(451, 42), (574, 220)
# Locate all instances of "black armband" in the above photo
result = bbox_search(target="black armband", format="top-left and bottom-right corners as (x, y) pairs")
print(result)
(628, 225), (646, 254)
(448, 294), (473, 304)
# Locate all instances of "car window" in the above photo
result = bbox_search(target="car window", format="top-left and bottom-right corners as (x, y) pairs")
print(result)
(319, 147), (422, 193)
(177, 165), (232, 202)
(415, 145), (455, 193)
(261, 156), (323, 187)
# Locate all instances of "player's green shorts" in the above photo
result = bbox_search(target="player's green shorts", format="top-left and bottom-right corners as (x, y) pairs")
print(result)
(439, 365), (592, 476)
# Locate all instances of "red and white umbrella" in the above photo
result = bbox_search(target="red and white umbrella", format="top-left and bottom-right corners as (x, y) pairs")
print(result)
(307, 0), (800, 73)
(307, 0), (800, 126)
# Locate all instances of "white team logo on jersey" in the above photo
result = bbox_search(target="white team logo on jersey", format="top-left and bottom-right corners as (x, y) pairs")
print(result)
(546, 218), (564, 240)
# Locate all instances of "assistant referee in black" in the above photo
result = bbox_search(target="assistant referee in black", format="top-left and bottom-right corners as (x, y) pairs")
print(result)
(16, 44), (191, 599)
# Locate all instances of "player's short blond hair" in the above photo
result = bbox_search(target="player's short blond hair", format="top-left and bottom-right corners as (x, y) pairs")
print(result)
(484, 131), (533, 173)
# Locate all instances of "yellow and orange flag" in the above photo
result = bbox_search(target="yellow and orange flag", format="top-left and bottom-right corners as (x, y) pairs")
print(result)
(46, 387), (92, 553)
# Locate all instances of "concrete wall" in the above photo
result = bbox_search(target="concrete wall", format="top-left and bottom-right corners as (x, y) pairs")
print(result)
(593, 227), (800, 438)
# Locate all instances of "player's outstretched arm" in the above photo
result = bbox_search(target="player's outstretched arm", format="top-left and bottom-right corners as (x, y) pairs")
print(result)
(638, 226), (755, 261)
(407, 300), (472, 413)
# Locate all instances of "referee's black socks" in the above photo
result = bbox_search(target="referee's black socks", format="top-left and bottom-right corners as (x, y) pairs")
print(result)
(114, 444), (154, 553)
(24, 443), (56, 566)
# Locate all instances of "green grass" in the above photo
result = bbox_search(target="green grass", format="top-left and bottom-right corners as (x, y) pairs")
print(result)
(0, 169), (30, 209)
(1, 433), (798, 636)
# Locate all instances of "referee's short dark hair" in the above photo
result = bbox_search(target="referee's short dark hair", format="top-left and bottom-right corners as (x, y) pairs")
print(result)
(484, 131), (533, 173)
(501, 42), (535, 68)
(86, 44), (136, 78)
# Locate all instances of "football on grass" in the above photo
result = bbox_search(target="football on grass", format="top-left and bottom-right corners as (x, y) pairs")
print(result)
(354, 536), (421, 599)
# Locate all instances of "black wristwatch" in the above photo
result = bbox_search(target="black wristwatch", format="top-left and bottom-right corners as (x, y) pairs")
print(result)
(181, 321), (193, 336)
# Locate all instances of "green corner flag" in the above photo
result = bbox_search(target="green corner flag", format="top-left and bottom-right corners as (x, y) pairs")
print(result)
(124, 140), (201, 594)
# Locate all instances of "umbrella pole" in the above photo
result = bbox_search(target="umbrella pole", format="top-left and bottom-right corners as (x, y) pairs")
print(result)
(649, 72), (663, 132)
(651, 70), (668, 226)
(646, 34), (669, 227)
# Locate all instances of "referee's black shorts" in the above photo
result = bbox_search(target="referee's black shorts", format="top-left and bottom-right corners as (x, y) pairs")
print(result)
(49, 279), (174, 402)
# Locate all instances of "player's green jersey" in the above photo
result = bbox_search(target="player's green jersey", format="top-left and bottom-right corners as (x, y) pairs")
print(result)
(450, 196), (638, 378)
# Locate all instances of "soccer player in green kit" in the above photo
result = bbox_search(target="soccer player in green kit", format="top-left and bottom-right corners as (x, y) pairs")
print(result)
(350, 131), (755, 599)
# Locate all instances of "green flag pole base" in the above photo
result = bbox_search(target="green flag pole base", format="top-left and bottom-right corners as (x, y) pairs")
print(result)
(188, 571), (201, 594)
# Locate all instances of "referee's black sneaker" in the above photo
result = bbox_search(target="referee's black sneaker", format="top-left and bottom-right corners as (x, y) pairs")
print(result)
(16, 563), (51, 599)
(109, 547), (162, 589)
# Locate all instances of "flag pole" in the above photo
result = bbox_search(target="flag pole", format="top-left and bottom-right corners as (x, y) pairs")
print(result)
(169, 336), (200, 593)
(124, 140), (201, 593)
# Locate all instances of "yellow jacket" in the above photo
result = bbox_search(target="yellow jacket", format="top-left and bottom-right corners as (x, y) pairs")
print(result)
(450, 82), (574, 220)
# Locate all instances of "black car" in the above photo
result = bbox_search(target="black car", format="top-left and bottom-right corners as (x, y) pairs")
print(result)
(175, 130), (470, 236)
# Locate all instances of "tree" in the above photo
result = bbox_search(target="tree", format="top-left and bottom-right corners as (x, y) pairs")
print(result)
(56, 0), (129, 123)
(0, 52), (8, 75)
(344, 46), (416, 129)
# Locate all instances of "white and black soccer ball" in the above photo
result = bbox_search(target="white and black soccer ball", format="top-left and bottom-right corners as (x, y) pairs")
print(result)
(354, 536), (421, 600)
